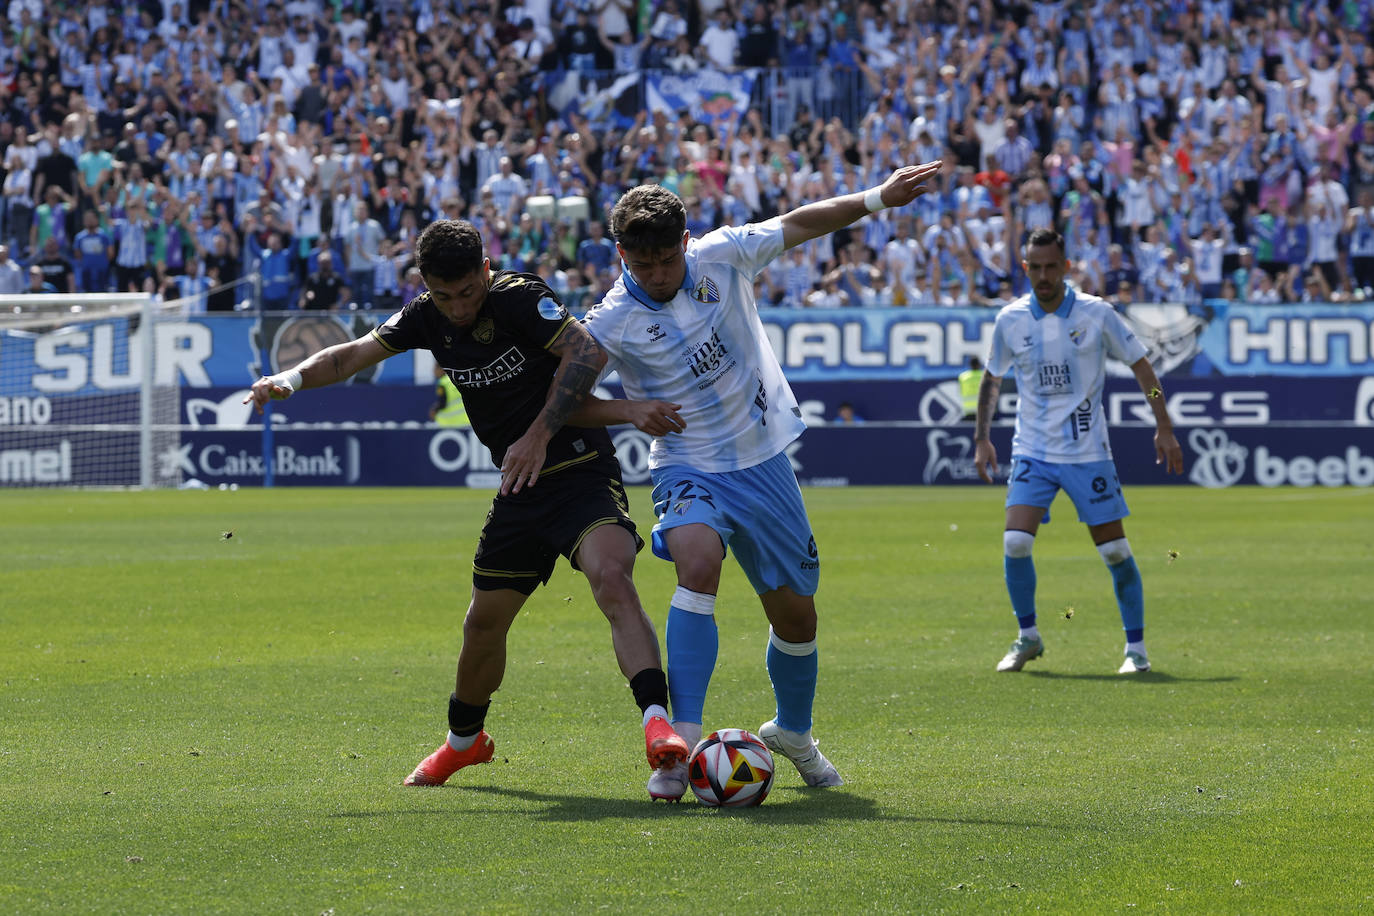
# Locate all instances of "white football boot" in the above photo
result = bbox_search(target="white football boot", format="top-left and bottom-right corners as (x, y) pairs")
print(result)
(647, 760), (689, 801)
(757, 719), (843, 787)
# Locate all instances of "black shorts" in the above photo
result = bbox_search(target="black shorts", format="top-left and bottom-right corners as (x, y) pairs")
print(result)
(472, 452), (643, 595)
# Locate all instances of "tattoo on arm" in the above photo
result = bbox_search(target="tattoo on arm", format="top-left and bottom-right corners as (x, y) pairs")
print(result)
(542, 327), (604, 434)
(974, 374), (1000, 442)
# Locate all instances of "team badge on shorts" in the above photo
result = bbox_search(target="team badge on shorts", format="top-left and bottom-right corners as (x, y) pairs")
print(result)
(673, 498), (693, 515)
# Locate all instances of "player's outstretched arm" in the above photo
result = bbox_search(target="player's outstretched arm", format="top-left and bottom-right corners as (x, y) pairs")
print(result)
(780, 161), (943, 251)
(568, 396), (686, 436)
(243, 335), (392, 414)
(973, 371), (1002, 483)
(500, 321), (608, 495)
(1130, 356), (1184, 474)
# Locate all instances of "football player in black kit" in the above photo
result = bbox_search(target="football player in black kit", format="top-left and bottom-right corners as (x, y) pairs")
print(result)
(245, 220), (694, 798)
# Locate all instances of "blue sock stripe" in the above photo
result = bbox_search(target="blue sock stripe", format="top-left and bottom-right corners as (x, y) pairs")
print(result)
(665, 604), (717, 726)
(1110, 556), (1144, 633)
(766, 640), (817, 735)
(1005, 554), (1037, 624)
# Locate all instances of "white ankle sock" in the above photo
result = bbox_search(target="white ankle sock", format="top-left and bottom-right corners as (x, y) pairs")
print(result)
(673, 721), (702, 750)
(447, 730), (477, 751)
(641, 704), (669, 728)
(1126, 640), (1147, 657)
(1020, 625), (1041, 641)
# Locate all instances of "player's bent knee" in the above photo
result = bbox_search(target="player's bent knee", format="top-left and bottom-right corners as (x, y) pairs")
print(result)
(588, 569), (639, 615)
(1004, 529), (1036, 558)
(1096, 537), (1132, 566)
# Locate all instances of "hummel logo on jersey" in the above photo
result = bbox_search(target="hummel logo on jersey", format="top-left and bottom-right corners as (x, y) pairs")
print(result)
(693, 276), (720, 303)
(1023, 335), (1034, 347)
(647, 324), (666, 341)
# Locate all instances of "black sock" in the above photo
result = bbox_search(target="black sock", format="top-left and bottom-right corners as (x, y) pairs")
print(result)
(448, 694), (489, 737)
(629, 668), (669, 714)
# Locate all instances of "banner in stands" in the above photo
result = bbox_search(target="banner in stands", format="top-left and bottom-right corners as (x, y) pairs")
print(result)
(8, 423), (1365, 489)
(150, 375), (1374, 429)
(645, 69), (756, 128)
(6, 419), (1370, 489)
(4, 304), (1374, 396)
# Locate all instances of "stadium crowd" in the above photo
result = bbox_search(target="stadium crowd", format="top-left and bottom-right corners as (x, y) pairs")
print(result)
(1, 0), (1373, 312)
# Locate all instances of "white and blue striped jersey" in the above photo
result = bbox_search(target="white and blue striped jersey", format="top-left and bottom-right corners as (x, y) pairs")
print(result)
(582, 218), (806, 473)
(986, 287), (1148, 463)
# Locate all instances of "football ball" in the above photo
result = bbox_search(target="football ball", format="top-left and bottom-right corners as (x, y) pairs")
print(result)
(687, 728), (775, 808)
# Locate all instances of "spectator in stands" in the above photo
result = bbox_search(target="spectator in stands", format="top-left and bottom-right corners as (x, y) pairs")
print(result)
(301, 249), (344, 311)
(699, 9), (739, 71)
(577, 219), (617, 282)
(345, 200), (384, 309)
(0, 0), (1369, 315)
(833, 401), (863, 424)
(113, 197), (153, 293)
(73, 210), (113, 294)
(34, 237), (74, 294)
(24, 264), (57, 294)
(0, 245), (25, 295)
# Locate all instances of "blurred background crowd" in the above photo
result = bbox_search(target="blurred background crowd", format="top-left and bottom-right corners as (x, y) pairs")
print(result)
(1, 0), (1373, 313)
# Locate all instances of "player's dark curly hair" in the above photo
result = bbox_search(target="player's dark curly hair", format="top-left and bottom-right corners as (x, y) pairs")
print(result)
(415, 219), (485, 281)
(1025, 227), (1066, 256)
(610, 185), (687, 252)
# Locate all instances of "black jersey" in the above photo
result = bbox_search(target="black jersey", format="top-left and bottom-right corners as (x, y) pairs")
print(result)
(371, 270), (613, 470)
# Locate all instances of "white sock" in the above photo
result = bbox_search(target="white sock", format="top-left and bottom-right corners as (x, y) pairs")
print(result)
(641, 704), (669, 728)
(446, 730), (477, 752)
(1126, 640), (1147, 657)
(673, 720), (702, 751)
(1020, 625), (1041, 641)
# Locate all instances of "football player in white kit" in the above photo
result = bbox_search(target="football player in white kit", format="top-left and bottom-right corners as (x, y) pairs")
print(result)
(974, 228), (1184, 675)
(574, 162), (943, 800)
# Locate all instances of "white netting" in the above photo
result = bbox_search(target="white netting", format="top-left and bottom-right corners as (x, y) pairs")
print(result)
(0, 292), (185, 488)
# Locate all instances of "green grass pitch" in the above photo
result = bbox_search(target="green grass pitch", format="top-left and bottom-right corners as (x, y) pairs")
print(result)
(2, 485), (1370, 914)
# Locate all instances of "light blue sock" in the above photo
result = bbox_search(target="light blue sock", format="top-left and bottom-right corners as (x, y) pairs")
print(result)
(665, 587), (717, 728)
(766, 627), (818, 735)
(1004, 555), (1037, 628)
(1110, 556), (1144, 636)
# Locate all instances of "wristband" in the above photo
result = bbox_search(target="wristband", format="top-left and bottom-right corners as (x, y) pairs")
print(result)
(864, 187), (886, 213)
(270, 368), (303, 393)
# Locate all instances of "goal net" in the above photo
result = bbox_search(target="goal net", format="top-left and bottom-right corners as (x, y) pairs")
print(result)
(1, 292), (184, 488)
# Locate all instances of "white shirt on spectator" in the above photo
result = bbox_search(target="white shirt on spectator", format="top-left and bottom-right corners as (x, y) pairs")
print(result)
(482, 171), (528, 216)
(335, 16), (367, 45)
(700, 21), (739, 70)
(374, 71), (404, 113)
(1191, 236), (1224, 285)
(1307, 66), (1338, 119)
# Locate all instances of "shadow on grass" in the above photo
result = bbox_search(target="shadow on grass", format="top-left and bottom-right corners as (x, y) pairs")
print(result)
(331, 785), (1055, 828)
(1025, 670), (1238, 683)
